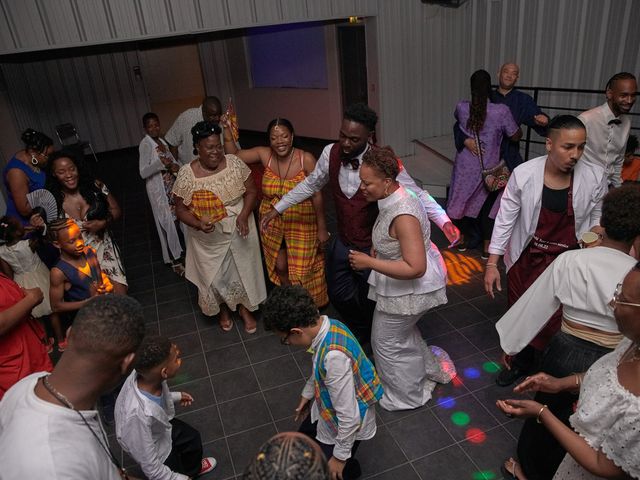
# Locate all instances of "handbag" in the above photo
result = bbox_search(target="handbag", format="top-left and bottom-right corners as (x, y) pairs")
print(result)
(86, 182), (110, 220)
(475, 131), (510, 192)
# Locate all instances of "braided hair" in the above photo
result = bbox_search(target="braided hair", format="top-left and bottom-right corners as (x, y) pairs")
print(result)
(242, 432), (329, 479)
(20, 128), (53, 153)
(47, 217), (76, 242)
(466, 69), (492, 133)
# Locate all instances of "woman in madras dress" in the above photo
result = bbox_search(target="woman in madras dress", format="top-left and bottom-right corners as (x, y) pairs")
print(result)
(349, 146), (456, 411)
(172, 121), (266, 334)
(231, 118), (329, 307)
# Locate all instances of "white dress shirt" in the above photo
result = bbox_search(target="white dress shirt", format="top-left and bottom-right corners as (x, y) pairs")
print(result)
(301, 316), (377, 461)
(115, 370), (186, 480)
(274, 143), (450, 230)
(0, 373), (122, 480)
(496, 247), (637, 355)
(488, 155), (605, 270)
(579, 102), (631, 188)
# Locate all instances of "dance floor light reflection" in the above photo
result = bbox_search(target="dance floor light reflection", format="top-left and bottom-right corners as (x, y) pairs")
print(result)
(472, 470), (496, 480)
(442, 250), (483, 286)
(463, 367), (481, 379)
(465, 427), (487, 443)
(437, 396), (456, 409)
(451, 411), (471, 426)
(482, 361), (502, 373)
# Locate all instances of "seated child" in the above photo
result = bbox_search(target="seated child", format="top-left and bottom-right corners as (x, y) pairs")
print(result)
(0, 215), (62, 351)
(262, 285), (383, 480)
(48, 218), (112, 350)
(115, 335), (217, 479)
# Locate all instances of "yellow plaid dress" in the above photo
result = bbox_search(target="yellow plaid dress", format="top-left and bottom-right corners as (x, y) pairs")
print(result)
(258, 154), (328, 307)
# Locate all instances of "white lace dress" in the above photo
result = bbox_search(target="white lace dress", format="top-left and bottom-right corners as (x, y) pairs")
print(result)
(553, 337), (640, 479)
(368, 186), (456, 411)
(172, 155), (267, 316)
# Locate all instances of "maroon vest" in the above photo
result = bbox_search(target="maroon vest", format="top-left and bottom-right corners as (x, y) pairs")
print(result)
(328, 143), (378, 249)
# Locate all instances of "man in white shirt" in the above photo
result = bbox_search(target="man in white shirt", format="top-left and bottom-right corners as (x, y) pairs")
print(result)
(166, 96), (235, 164)
(578, 72), (637, 188)
(484, 115), (605, 386)
(262, 285), (383, 480)
(261, 103), (459, 345)
(0, 295), (146, 480)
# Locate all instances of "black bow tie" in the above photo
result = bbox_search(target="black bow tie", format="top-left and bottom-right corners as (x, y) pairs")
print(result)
(609, 119), (622, 125)
(341, 158), (360, 170)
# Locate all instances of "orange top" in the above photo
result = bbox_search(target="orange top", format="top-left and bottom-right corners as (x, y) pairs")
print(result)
(622, 156), (640, 182)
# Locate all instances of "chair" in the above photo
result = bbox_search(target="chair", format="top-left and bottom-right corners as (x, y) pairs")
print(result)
(55, 123), (99, 162)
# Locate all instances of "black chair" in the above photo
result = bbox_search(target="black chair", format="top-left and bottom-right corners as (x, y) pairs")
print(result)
(55, 123), (99, 162)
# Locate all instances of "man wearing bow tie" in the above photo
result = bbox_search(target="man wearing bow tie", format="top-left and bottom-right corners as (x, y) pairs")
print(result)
(261, 103), (459, 346)
(579, 72), (637, 188)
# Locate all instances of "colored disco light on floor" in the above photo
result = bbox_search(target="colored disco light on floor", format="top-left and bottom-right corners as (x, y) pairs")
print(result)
(465, 427), (487, 443)
(451, 374), (464, 387)
(442, 250), (483, 286)
(171, 373), (191, 385)
(451, 411), (470, 426)
(463, 367), (481, 379)
(437, 396), (456, 409)
(472, 470), (496, 480)
(482, 361), (501, 373)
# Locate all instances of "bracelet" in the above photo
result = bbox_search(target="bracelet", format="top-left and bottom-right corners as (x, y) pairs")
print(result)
(486, 263), (498, 268)
(536, 404), (548, 424)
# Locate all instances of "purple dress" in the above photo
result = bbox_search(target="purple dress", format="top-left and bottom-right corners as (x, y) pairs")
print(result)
(447, 101), (518, 219)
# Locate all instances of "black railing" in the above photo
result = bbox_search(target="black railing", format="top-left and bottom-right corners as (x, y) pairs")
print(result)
(509, 85), (640, 161)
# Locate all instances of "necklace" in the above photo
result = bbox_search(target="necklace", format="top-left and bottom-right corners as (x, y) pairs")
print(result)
(42, 375), (129, 479)
(619, 343), (640, 365)
(275, 148), (295, 198)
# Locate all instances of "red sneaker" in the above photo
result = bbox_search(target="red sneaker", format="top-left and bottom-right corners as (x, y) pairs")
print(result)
(199, 457), (217, 476)
(58, 339), (68, 353)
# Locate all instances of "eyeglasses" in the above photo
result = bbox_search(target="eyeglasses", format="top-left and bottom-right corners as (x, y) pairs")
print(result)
(280, 331), (292, 345)
(610, 283), (640, 308)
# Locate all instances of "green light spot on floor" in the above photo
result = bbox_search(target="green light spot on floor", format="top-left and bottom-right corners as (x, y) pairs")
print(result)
(451, 411), (470, 426)
(482, 361), (501, 373)
(472, 470), (496, 480)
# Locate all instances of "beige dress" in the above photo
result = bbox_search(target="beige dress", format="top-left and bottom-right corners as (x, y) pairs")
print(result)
(172, 155), (267, 316)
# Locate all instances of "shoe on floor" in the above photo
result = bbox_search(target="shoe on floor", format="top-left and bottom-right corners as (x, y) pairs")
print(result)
(457, 242), (467, 252)
(57, 339), (68, 353)
(481, 251), (490, 260)
(495, 366), (526, 387)
(198, 457), (217, 476)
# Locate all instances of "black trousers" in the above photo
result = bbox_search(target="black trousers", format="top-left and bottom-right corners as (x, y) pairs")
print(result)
(298, 415), (362, 480)
(164, 418), (203, 477)
(325, 235), (375, 345)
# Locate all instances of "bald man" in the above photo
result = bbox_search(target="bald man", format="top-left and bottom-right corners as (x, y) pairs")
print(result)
(455, 63), (549, 171)
(165, 96), (237, 164)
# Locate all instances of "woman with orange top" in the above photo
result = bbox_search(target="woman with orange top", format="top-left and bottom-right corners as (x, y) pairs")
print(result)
(232, 118), (329, 307)
(172, 121), (266, 334)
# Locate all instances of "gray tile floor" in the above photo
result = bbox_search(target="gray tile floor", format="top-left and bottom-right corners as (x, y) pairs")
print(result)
(100, 146), (522, 480)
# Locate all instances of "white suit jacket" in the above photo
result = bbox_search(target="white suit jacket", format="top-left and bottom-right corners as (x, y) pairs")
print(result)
(488, 155), (605, 271)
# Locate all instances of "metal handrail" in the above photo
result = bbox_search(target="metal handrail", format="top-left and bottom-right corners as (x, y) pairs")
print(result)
(506, 84), (639, 161)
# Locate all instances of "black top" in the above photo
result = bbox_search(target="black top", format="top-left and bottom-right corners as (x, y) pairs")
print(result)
(542, 185), (569, 213)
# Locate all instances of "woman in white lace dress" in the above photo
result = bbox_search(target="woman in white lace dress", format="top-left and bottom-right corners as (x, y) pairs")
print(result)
(497, 263), (640, 480)
(348, 146), (456, 411)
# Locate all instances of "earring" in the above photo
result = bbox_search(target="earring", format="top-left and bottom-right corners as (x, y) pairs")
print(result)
(31, 154), (39, 166)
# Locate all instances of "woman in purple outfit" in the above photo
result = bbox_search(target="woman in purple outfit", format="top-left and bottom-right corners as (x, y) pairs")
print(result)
(447, 70), (521, 257)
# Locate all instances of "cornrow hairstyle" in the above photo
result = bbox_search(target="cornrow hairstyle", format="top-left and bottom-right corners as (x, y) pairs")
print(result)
(466, 69), (492, 133)
(605, 72), (636, 91)
(242, 432), (329, 480)
(343, 103), (378, 133)
(546, 115), (586, 137)
(45, 150), (101, 218)
(134, 335), (172, 372)
(362, 145), (400, 179)
(142, 112), (159, 127)
(47, 217), (76, 242)
(20, 128), (53, 153)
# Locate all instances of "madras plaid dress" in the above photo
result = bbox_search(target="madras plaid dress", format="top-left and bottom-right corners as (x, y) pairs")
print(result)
(258, 155), (328, 307)
(189, 190), (228, 224)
